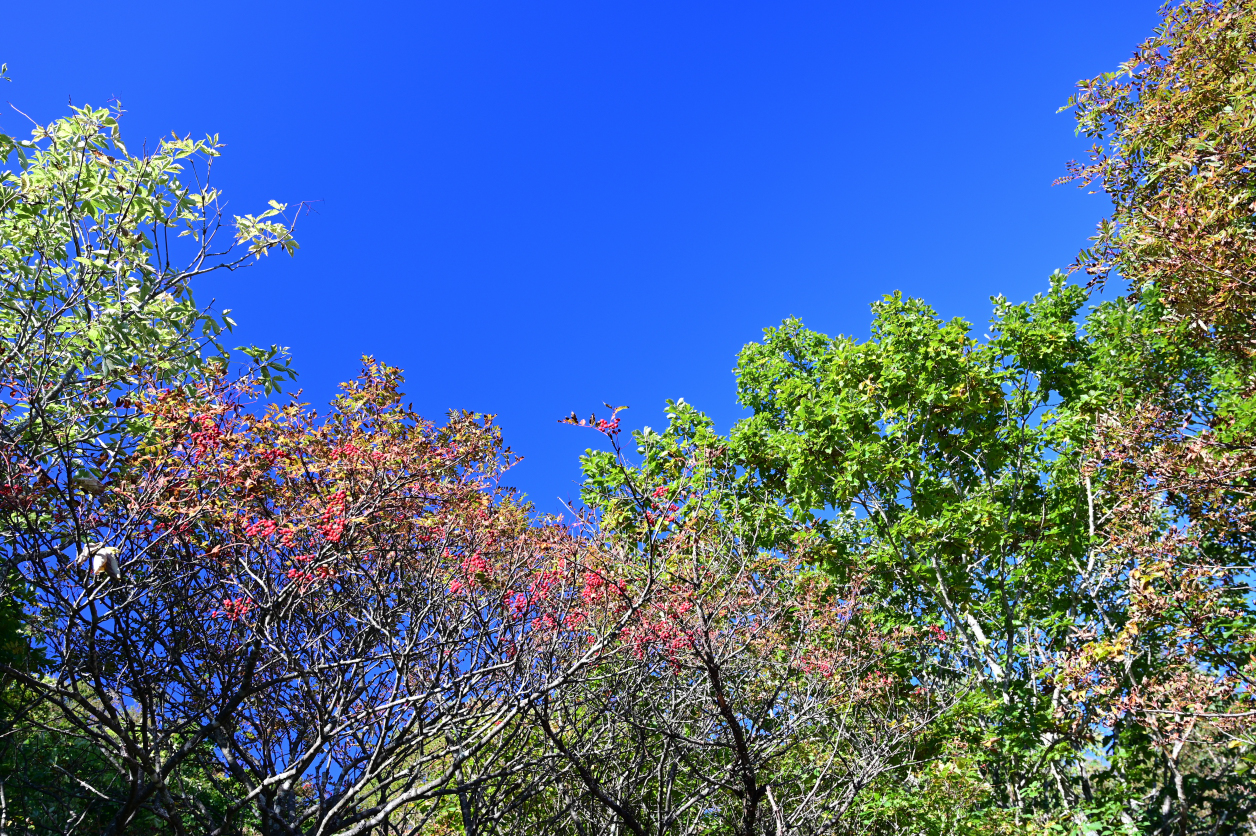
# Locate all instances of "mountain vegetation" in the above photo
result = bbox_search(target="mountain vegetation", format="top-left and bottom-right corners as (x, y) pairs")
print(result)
(2, 2), (1255, 832)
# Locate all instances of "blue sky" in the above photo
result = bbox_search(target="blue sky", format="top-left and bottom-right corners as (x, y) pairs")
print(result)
(3, 1), (1157, 512)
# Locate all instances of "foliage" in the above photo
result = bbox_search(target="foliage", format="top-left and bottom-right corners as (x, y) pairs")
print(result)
(568, 271), (1254, 832)
(0, 99), (298, 482)
(2, 359), (645, 835)
(512, 413), (952, 836)
(5, 2), (1256, 833)
(1063, 0), (1256, 360)
(0, 97), (308, 834)
(0, 99), (300, 723)
(1, 359), (652, 835)
(1058, 2), (1256, 830)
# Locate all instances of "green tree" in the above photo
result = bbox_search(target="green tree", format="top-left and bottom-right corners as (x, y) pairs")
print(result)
(0, 96), (297, 491)
(577, 274), (1252, 832)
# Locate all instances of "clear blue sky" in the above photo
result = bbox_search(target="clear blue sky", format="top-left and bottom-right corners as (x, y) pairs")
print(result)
(3, 1), (1157, 512)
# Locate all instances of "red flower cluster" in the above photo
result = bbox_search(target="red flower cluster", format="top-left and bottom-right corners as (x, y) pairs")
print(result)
(188, 413), (223, 460)
(461, 552), (493, 582)
(580, 571), (606, 605)
(212, 597), (254, 622)
(319, 490), (348, 542)
(624, 616), (696, 672)
(244, 519), (277, 539)
(286, 564), (335, 590)
(0, 483), (32, 510)
(331, 442), (360, 460)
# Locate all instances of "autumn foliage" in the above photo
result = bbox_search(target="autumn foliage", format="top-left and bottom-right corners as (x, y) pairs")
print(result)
(5, 3), (1256, 834)
(3, 362), (631, 834)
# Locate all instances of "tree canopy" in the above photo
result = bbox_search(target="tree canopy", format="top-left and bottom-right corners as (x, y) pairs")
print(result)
(3, 2), (1256, 834)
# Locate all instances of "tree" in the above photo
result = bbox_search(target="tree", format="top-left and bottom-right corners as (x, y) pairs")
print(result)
(5, 3), (1255, 832)
(0, 97), (298, 680)
(2, 360), (639, 835)
(0, 98), (297, 490)
(1056, 2), (1256, 830)
(0, 97), (301, 834)
(510, 405), (953, 836)
(694, 282), (1111, 830)
(1064, 0), (1256, 361)
(576, 273), (1253, 832)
